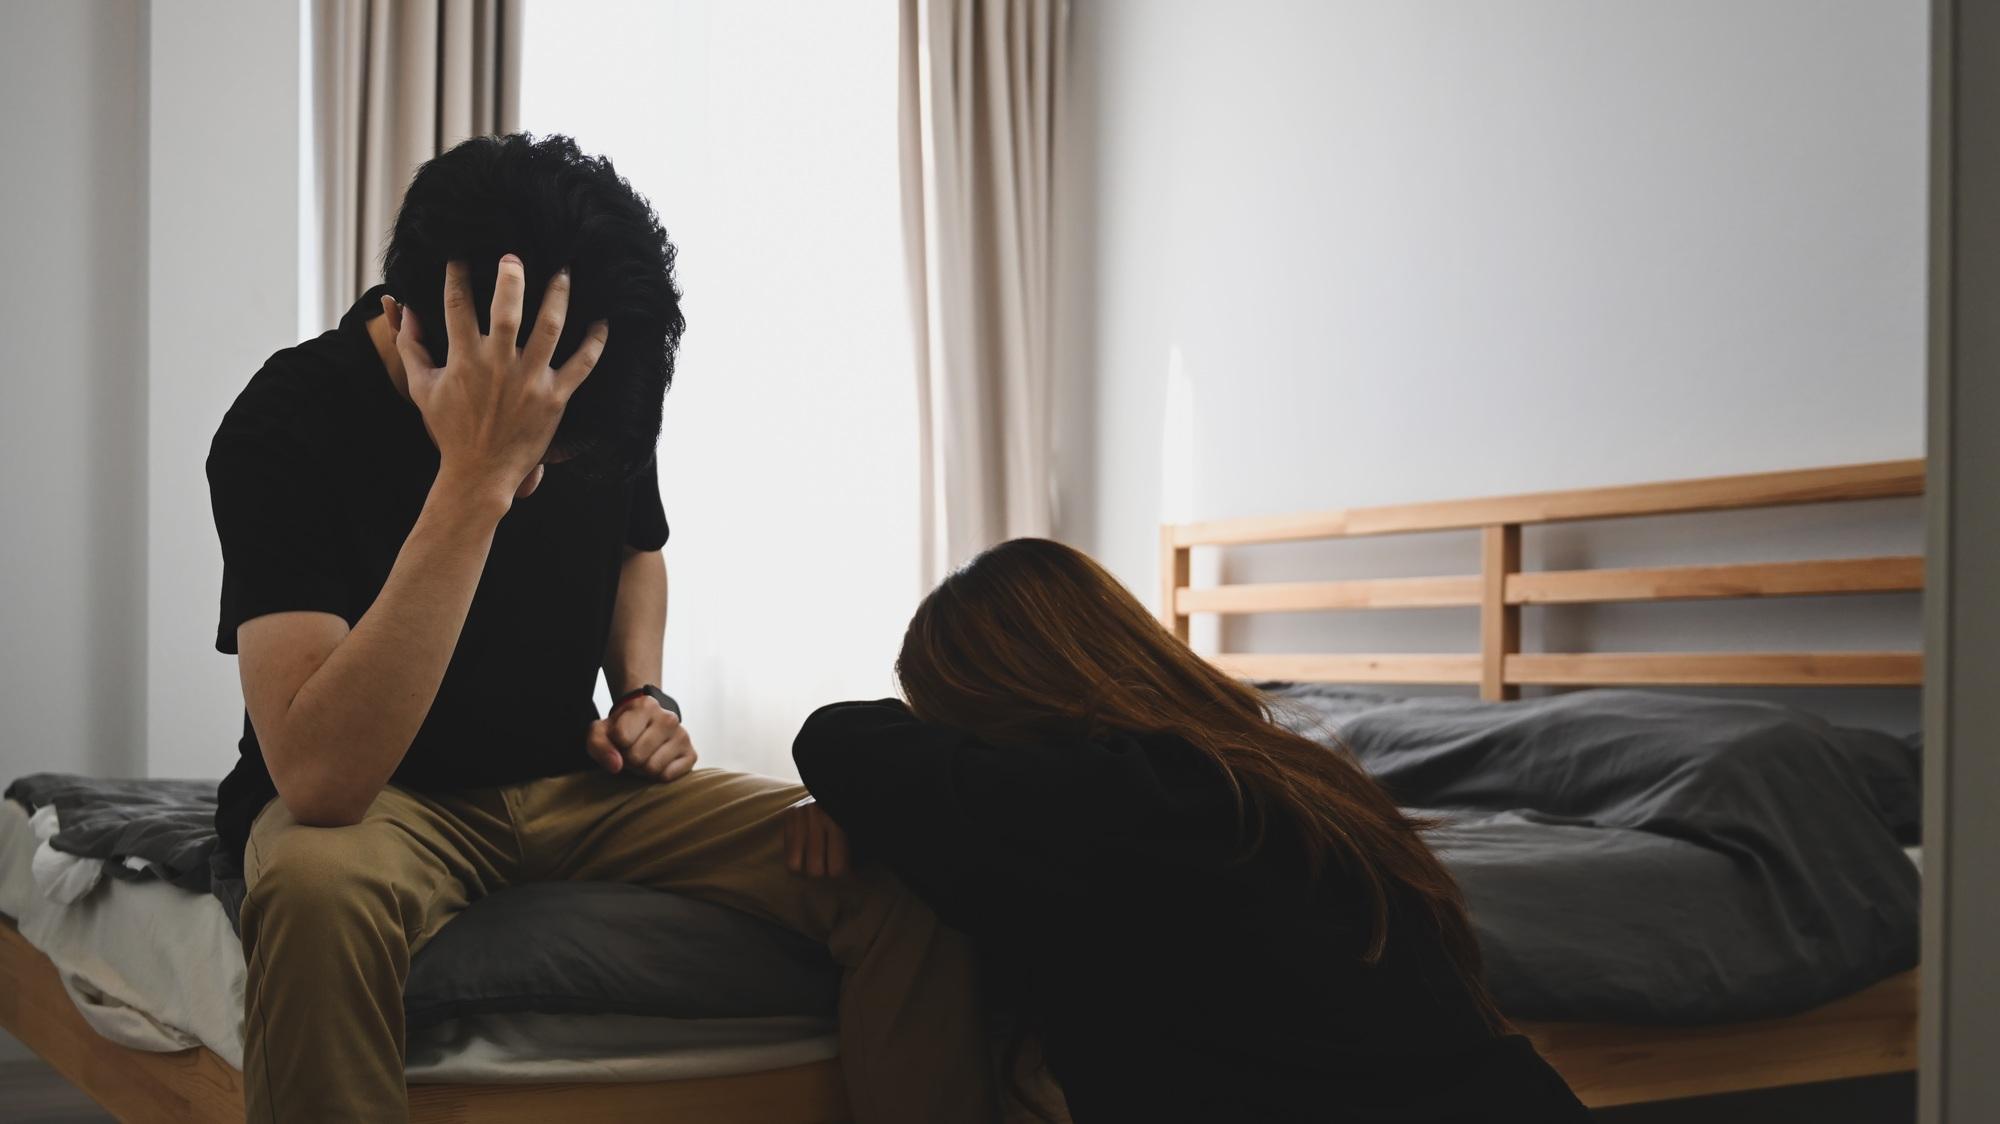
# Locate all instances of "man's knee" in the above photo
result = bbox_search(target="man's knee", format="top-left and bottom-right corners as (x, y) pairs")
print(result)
(243, 823), (409, 932)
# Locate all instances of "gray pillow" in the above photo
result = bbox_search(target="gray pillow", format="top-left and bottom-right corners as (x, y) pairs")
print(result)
(403, 882), (839, 1030)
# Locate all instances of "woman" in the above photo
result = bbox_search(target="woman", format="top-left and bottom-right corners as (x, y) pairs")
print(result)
(787, 539), (1589, 1123)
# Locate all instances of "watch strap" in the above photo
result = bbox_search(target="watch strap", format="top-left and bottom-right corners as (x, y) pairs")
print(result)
(614, 684), (681, 719)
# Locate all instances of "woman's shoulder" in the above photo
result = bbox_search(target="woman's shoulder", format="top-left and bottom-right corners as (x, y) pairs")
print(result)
(1078, 729), (1233, 810)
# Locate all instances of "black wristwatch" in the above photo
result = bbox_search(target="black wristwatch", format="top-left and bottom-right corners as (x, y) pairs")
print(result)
(614, 684), (681, 719)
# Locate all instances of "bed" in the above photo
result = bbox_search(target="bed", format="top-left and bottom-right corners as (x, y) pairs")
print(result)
(0, 792), (852, 1122)
(0, 923), (846, 1122)
(1158, 458), (1925, 1109)
(1, 459), (1922, 1121)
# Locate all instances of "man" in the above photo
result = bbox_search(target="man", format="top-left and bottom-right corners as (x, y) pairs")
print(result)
(207, 134), (990, 1122)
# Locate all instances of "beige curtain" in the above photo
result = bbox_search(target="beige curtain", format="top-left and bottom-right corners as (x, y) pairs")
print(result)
(901, 0), (1071, 585)
(311, 0), (522, 328)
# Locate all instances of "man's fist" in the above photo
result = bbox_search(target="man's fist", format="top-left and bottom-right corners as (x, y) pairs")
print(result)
(587, 695), (697, 782)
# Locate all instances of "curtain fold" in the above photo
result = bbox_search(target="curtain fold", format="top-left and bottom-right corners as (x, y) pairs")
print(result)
(901, 0), (1071, 585)
(311, 0), (521, 328)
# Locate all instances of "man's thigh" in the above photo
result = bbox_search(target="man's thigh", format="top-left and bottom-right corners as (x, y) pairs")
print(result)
(243, 784), (518, 951)
(522, 769), (820, 927)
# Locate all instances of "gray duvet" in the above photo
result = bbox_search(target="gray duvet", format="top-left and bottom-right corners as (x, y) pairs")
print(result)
(9, 687), (1922, 1026)
(2, 774), (238, 896)
(2, 774), (840, 1027)
(1267, 686), (1922, 1023)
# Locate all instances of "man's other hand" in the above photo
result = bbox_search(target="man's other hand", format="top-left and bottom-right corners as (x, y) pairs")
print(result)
(586, 695), (697, 782)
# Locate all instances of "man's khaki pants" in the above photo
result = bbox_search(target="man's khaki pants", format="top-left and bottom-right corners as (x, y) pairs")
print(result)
(239, 768), (993, 1123)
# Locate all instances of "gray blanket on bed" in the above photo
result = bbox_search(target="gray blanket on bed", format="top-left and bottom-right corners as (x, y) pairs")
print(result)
(1267, 686), (1922, 1023)
(3, 775), (841, 1026)
(8, 688), (1922, 1025)
(3, 774), (245, 920)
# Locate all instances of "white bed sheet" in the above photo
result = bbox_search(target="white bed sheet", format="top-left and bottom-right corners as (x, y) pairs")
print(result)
(0, 799), (837, 1083)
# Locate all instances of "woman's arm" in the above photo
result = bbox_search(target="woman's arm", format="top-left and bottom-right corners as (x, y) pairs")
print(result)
(791, 701), (978, 886)
(791, 701), (1218, 915)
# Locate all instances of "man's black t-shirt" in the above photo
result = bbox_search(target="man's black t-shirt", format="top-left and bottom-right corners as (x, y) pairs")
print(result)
(206, 287), (668, 864)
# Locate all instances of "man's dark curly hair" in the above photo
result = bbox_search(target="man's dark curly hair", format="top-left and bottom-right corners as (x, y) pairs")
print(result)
(382, 133), (683, 482)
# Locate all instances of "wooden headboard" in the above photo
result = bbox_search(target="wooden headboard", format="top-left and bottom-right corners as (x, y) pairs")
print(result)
(1158, 460), (1925, 701)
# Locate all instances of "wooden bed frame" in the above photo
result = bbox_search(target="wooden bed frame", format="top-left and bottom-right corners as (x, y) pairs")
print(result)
(0, 459), (1921, 1120)
(1159, 457), (1925, 1107)
(0, 919), (852, 1123)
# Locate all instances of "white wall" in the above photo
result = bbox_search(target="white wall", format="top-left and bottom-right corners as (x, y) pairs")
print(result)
(0, 2), (302, 787)
(146, 0), (305, 779)
(1061, 0), (1929, 728)
(0, 1), (150, 783)
(0, 0), (148, 1062)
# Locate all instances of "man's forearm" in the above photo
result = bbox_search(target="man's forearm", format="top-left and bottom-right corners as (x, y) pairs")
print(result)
(265, 470), (511, 823)
(603, 549), (666, 697)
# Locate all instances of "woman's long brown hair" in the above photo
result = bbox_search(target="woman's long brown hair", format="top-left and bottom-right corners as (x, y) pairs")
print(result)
(896, 538), (1510, 1037)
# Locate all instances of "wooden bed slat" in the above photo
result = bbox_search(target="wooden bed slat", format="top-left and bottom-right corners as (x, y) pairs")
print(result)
(1170, 459), (1923, 547)
(1168, 557), (1924, 617)
(1208, 653), (1482, 684)
(1506, 556), (1925, 605)
(1505, 651), (1924, 687)
(1176, 575), (1481, 614)
(1522, 970), (1920, 1108)
(1480, 525), (1522, 701)
(1159, 526), (1190, 641)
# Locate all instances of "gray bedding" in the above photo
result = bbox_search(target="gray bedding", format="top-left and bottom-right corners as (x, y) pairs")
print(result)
(9, 687), (1922, 1026)
(403, 882), (836, 1030)
(1267, 686), (1922, 1023)
(3, 774), (840, 1026)
(2, 774), (240, 901)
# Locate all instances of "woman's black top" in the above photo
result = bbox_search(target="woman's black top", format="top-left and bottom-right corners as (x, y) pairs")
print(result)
(793, 700), (1591, 1124)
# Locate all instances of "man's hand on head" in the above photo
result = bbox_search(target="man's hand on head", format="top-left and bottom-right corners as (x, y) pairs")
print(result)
(586, 695), (697, 782)
(385, 254), (608, 507)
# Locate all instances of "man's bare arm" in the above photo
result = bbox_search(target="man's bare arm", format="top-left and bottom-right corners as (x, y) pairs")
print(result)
(237, 475), (507, 825)
(583, 548), (696, 782)
(237, 256), (606, 826)
(603, 548), (666, 697)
